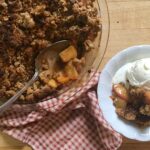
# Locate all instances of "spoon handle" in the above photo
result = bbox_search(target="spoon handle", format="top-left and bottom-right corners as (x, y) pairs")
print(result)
(0, 71), (39, 115)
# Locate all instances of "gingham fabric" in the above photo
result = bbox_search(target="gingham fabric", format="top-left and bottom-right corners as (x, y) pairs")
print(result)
(0, 73), (122, 150)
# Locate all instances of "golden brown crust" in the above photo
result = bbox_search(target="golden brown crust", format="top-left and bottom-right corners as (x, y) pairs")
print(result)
(0, 0), (100, 101)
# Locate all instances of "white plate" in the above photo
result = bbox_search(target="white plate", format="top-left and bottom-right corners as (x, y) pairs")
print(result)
(98, 45), (150, 141)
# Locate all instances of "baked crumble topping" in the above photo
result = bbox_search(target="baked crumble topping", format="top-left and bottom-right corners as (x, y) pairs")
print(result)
(0, 0), (101, 101)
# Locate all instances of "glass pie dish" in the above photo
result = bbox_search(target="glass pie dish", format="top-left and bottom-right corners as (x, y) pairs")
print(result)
(0, 0), (110, 105)
(38, 0), (110, 102)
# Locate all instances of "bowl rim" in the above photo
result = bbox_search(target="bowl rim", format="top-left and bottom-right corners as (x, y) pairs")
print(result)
(97, 44), (150, 141)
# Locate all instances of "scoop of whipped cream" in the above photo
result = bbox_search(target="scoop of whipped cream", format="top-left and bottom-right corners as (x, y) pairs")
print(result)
(126, 58), (150, 90)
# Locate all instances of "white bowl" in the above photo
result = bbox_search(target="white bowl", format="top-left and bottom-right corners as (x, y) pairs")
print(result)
(98, 45), (150, 141)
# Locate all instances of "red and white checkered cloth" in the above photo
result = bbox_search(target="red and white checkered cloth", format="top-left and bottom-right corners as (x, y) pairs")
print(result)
(0, 73), (122, 150)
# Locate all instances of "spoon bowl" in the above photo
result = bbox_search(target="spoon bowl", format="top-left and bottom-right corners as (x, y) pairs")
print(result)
(35, 40), (70, 73)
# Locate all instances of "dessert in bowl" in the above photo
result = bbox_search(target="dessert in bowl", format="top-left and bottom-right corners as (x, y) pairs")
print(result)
(112, 58), (150, 126)
(98, 45), (150, 141)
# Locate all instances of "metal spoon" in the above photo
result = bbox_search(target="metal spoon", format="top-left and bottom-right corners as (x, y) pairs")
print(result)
(0, 40), (70, 115)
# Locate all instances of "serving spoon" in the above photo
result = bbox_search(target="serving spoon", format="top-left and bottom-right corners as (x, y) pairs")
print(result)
(0, 40), (70, 115)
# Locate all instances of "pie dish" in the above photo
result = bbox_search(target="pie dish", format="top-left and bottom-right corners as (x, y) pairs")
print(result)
(98, 45), (150, 141)
(0, 0), (109, 103)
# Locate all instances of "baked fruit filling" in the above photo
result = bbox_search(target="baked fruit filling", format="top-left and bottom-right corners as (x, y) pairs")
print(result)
(112, 83), (150, 125)
(0, 0), (101, 101)
(111, 58), (150, 125)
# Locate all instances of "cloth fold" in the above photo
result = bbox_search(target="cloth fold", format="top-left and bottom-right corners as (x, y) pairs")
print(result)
(0, 73), (122, 150)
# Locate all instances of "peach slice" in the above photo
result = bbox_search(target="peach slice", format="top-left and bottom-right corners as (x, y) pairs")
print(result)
(113, 84), (128, 101)
(114, 97), (127, 109)
(144, 91), (150, 105)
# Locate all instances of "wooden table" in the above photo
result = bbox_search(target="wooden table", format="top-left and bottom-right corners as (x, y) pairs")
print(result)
(1, 0), (150, 149)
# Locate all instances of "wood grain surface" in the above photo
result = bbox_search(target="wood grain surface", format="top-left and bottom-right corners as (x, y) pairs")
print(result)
(1, 0), (150, 149)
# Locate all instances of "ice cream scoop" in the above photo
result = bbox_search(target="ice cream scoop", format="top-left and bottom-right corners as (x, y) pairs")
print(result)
(126, 58), (150, 90)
